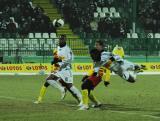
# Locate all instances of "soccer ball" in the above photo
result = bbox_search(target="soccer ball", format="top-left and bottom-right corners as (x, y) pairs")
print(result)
(53, 19), (64, 28)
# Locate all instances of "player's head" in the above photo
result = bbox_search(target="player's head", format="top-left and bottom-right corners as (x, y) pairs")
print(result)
(59, 34), (66, 47)
(95, 40), (104, 51)
(116, 44), (122, 50)
(89, 48), (101, 62)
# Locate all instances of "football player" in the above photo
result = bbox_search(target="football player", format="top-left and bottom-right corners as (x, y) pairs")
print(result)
(79, 40), (111, 110)
(112, 44), (124, 58)
(34, 35), (82, 104)
(79, 41), (146, 110)
(102, 54), (146, 83)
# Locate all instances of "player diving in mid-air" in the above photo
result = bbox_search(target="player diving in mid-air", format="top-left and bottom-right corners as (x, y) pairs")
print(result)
(34, 35), (82, 105)
(79, 40), (146, 110)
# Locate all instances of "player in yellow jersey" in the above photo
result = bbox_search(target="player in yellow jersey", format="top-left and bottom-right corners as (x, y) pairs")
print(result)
(112, 44), (124, 58)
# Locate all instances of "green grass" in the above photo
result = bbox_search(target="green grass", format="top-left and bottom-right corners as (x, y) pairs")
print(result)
(0, 75), (160, 121)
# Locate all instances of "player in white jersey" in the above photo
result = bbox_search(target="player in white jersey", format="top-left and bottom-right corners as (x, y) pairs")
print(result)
(101, 53), (146, 83)
(34, 35), (82, 104)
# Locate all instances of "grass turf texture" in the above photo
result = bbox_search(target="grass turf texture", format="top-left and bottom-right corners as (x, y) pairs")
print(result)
(0, 75), (160, 121)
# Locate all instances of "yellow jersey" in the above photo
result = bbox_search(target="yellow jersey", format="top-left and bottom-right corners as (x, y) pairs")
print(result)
(112, 45), (124, 58)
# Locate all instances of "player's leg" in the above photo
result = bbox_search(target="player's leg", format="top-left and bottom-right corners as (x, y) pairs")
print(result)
(69, 85), (82, 103)
(123, 60), (147, 72)
(88, 69), (107, 107)
(79, 80), (93, 110)
(118, 61), (137, 83)
(46, 74), (67, 100)
(88, 68), (110, 107)
(59, 69), (82, 102)
(34, 81), (50, 104)
(134, 64), (147, 72)
(59, 79), (82, 104)
(89, 91), (101, 108)
(121, 71), (136, 83)
(102, 68), (111, 85)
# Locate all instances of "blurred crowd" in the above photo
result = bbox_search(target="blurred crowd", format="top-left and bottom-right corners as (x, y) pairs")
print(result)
(138, 0), (160, 33)
(0, 0), (159, 38)
(53, 0), (129, 38)
(0, 0), (56, 37)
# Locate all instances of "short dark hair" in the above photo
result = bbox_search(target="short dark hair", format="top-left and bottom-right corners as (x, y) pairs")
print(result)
(60, 34), (66, 41)
(96, 40), (104, 47)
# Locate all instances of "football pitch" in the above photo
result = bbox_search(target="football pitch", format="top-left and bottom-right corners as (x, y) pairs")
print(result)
(0, 75), (160, 121)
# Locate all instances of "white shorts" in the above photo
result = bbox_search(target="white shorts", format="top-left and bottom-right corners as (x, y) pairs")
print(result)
(53, 69), (73, 84)
(111, 60), (136, 79)
(120, 60), (135, 71)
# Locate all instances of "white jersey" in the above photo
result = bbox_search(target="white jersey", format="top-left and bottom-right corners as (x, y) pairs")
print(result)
(101, 51), (113, 62)
(110, 59), (138, 81)
(93, 51), (112, 73)
(101, 53), (138, 81)
(57, 45), (73, 70)
(110, 59), (135, 75)
(54, 45), (74, 83)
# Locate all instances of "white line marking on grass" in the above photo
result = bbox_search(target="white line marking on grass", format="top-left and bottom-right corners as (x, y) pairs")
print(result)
(0, 96), (159, 119)
(110, 110), (160, 119)
(0, 95), (31, 102)
(143, 114), (160, 119)
(0, 72), (160, 75)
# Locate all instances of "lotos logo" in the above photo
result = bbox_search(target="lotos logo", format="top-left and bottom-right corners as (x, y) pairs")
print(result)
(26, 65), (48, 71)
(150, 65), (155, 69)
(77, 65), (92, 70)
(0, 66), (22, 71)
(150, 64), (160, 70)
(26, 66), (32, 70)
(77, 65), (83, 70)
(32, 66), (48, 70)
(0, 66), (6, 70)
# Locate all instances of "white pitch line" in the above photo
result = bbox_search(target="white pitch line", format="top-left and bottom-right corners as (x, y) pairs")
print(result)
(0, 95), (31, 102)
(0, 96), (159, 120)
(142, 114), (160, 119)
(0, 72), (160, 75)
(110, 110), (160, 119)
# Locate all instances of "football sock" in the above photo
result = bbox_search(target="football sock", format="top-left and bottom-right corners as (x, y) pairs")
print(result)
(37, 85), (47, 102)
(89, 91), (99, 105)
(82, 89), (89, 106)
(69, 86), (82, 103)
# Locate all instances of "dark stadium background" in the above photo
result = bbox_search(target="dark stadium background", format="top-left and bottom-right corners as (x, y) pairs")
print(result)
(0, 0), (160, 63)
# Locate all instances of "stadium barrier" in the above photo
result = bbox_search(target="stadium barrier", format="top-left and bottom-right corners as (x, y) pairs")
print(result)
(0, 38), (160, 56)
(0, 63), (160, 75)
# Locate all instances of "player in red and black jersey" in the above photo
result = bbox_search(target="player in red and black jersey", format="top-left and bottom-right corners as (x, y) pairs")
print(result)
(79, 41), (111, 110)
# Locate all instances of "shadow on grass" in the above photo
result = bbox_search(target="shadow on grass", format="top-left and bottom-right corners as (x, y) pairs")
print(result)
(153, 114), (160, 117)
(99, 103), (160, 113)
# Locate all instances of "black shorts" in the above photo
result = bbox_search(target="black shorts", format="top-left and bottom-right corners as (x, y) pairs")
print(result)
(81, 79), (94, 94)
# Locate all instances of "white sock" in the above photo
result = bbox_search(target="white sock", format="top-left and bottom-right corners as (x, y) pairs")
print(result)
(47, 80), (65, 93)
(70, 86), (82, 101)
